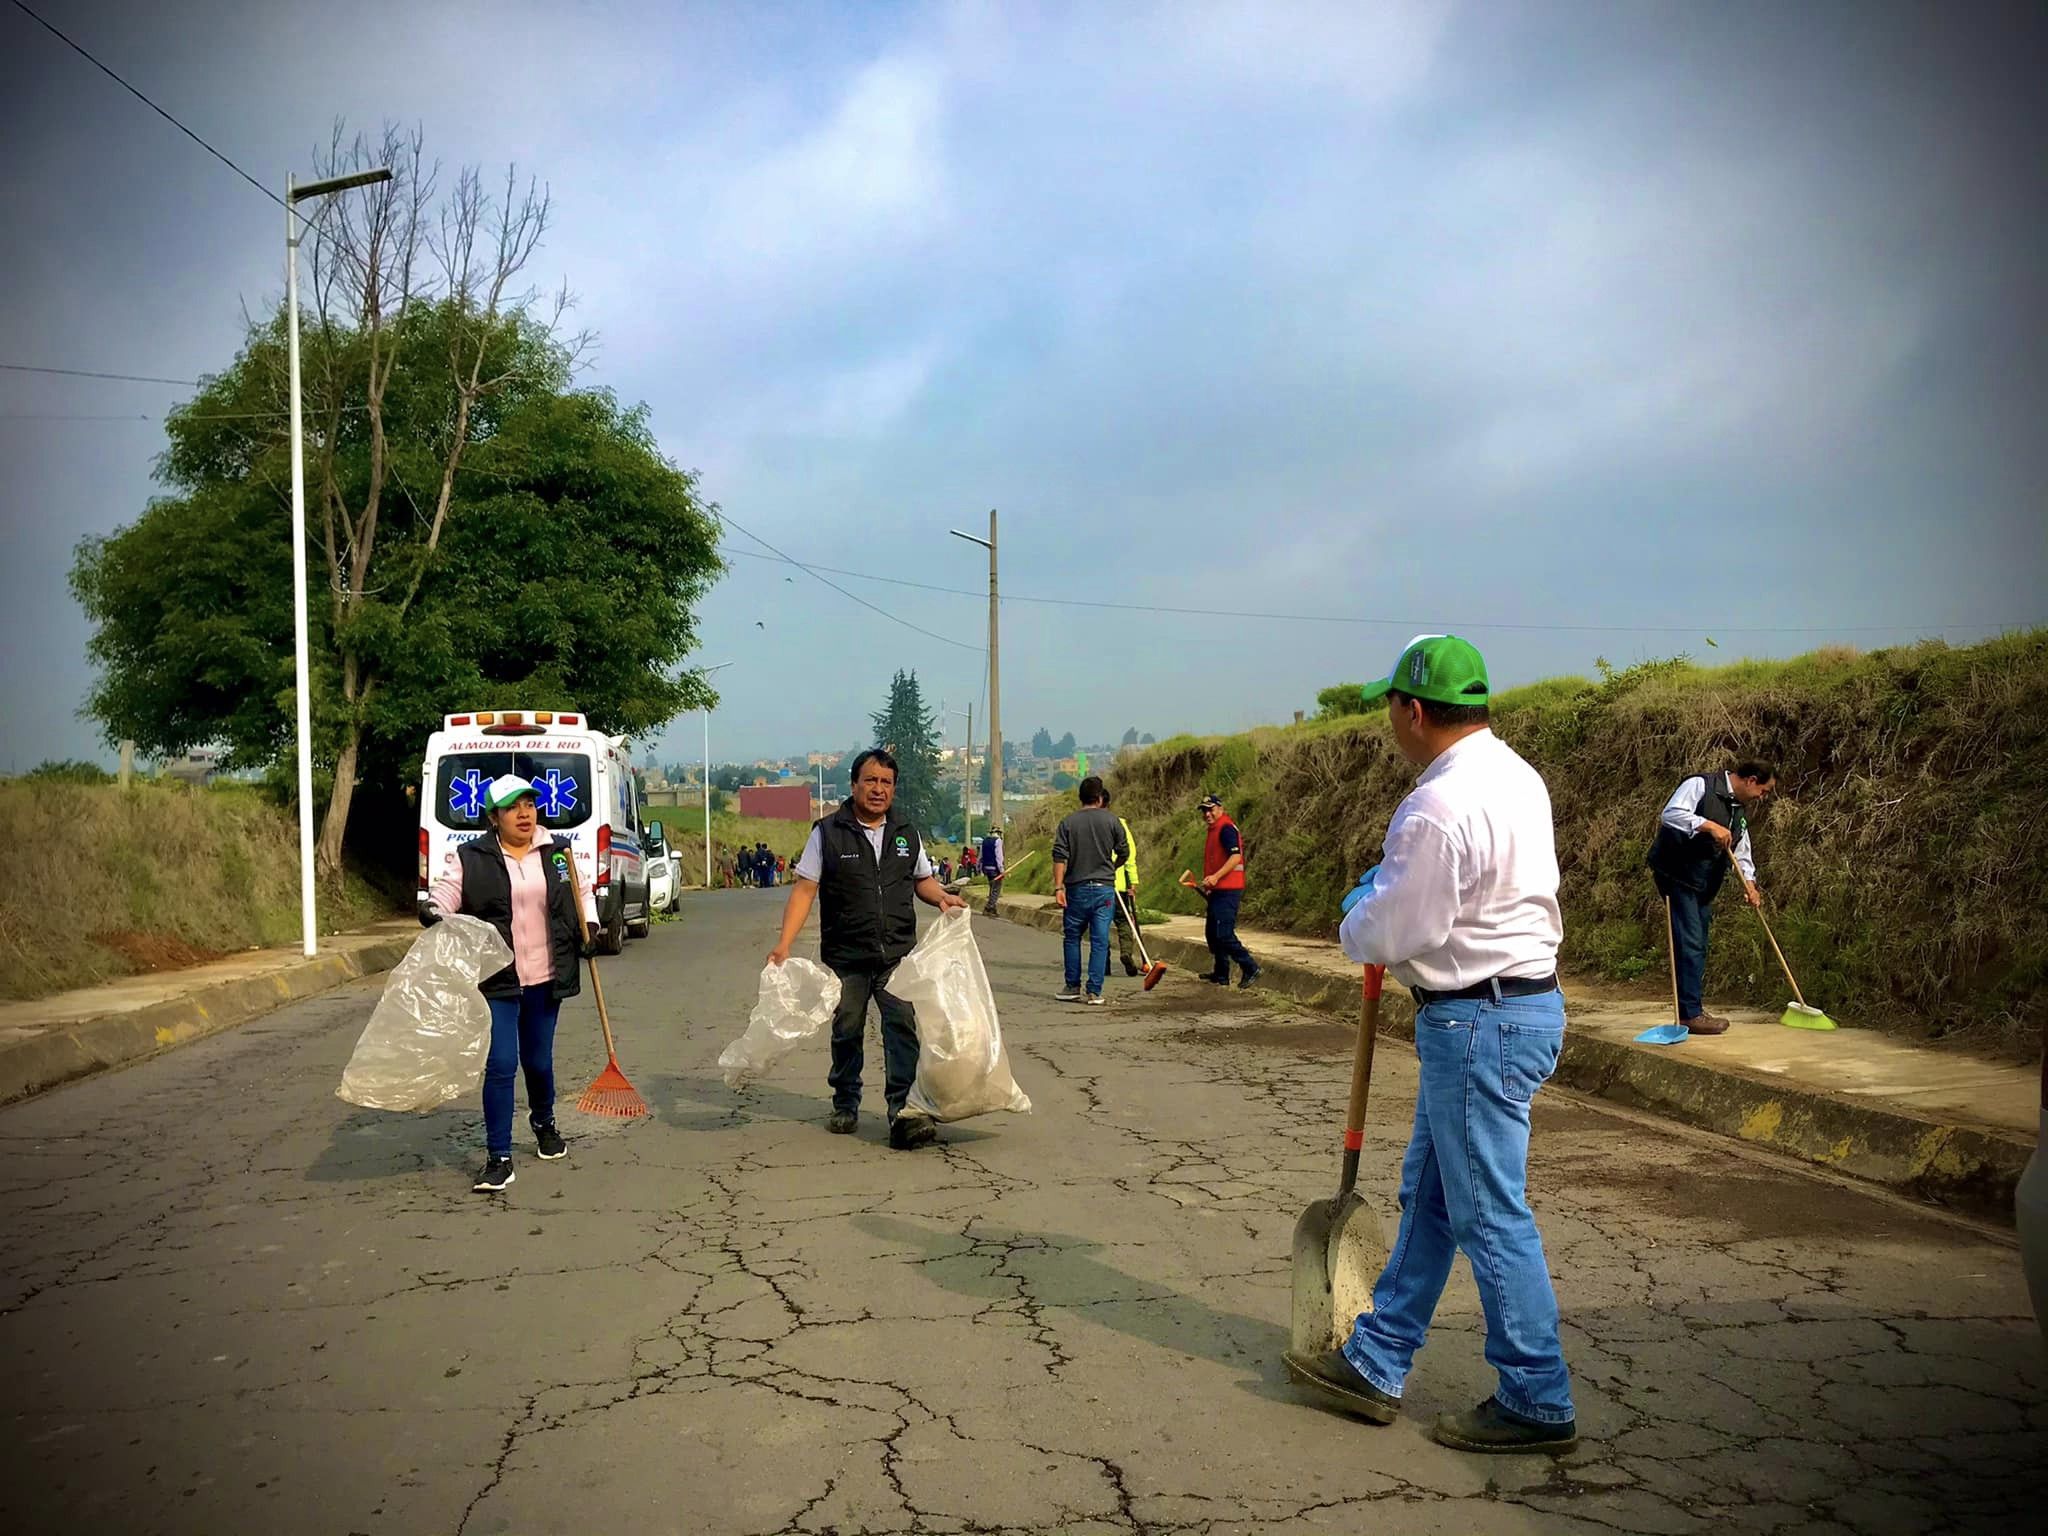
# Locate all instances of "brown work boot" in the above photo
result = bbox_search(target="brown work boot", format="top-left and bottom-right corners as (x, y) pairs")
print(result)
(1682, 1014), (1728, 1036)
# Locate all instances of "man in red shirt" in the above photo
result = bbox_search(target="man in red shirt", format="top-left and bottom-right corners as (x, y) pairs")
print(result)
(1197, 793), (1260, 988)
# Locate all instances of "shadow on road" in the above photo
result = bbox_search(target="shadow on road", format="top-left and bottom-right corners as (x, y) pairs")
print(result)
(856, 1213), (1289, 1387)
(303, 1106), (477, 1182)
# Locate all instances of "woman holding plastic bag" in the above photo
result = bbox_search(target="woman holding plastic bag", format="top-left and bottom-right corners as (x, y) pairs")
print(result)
(424, 774), (598, 1194)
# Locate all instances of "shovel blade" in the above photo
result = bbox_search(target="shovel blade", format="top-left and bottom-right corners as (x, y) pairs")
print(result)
(1290, 1192), (1389, 1354)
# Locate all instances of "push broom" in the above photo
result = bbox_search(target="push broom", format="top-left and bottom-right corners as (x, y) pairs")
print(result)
(1727, 849), (1836, 1031)
(1115, 889), (1168, 991)
(564, 848), (650, 1117)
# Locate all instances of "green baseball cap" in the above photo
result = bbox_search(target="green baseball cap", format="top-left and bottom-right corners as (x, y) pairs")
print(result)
(1358, 634), (1490, 708)
(486, 773), (538, 810)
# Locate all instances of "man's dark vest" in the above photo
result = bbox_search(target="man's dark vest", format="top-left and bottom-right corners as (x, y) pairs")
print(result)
(448, 832), (585, 1001)
(814, 801), (923, 971)
(1646, 771), (1744, 898)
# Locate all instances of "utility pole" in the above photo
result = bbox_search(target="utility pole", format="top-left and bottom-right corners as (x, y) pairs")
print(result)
(963, 701), (974, 847)
(950, 509), (1001, 833)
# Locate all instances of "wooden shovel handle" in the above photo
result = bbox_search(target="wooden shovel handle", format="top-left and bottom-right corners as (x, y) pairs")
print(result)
(1337, 965), (1384, 1198)
(562, 843), (619, 1057)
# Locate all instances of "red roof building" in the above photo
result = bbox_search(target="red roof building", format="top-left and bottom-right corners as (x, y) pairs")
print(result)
(737, 784), (815, 823)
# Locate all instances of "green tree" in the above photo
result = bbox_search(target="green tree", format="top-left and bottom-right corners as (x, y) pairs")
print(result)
(869, 670), (946, 834)
(1051, 771), (1077, 791)
(1030, 726), (1054, 758)
(1121, 726), (1140, 747)
(70, 128), (721, 875)
(1054, 731), (1077, 758)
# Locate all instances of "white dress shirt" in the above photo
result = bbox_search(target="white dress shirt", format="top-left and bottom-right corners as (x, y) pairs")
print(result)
(1339, 730), (1563, 993)
(794, 822), (934, 882)
(1659, 774), (1755, 882)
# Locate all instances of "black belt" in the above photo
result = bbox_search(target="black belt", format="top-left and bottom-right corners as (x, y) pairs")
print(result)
(1410, 972), (1558, 1006)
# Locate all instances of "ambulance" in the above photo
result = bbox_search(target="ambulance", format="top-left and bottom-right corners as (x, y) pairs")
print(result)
(416, 709), (652, 953)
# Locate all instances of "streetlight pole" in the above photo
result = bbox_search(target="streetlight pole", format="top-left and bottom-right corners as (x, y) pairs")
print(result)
(949, 509), (1001, 833)
(699, 662), (733, 887)
(286, 165), (390, 957)
(949, 704), (974, 847)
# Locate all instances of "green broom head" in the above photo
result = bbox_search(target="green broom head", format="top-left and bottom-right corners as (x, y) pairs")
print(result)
(1779, 1002), (1837, 1031)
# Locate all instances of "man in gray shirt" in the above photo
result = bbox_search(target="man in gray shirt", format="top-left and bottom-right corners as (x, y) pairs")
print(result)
(1052, 776), (1131, 1004)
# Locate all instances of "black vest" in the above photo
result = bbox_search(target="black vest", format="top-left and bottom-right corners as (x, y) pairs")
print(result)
(448, 832), (585, 1001)
(1646, 771), (1744, 897)
(814, 802), (923, 970)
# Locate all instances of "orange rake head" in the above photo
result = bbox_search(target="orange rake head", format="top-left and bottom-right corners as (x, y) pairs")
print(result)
(577, 1055), (649, 1119)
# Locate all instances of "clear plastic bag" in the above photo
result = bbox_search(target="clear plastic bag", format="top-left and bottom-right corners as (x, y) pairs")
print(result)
(337, 915), (513, 1111)
(719, 958), (843, 1088)
(892, 907), (1032, 1121)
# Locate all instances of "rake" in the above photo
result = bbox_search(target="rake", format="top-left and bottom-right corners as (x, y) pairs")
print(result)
(564, 845), (649, 1117)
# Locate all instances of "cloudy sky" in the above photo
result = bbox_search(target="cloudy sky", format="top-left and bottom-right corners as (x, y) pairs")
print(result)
(3, 0), (2043, 771)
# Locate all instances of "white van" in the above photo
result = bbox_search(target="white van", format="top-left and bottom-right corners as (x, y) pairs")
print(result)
(416, 710), (651, 953)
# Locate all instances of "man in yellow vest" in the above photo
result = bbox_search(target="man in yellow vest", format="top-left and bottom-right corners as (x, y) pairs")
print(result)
(1105, 788), (1143, 978)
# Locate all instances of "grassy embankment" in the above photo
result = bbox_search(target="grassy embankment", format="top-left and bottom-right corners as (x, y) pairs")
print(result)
(0, 780), (398, 1002)
(1004, 632), (2046, 1054)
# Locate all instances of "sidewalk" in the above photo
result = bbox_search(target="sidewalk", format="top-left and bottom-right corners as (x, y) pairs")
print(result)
(0, 921), (416, 1106)
(989, 892), (2036, 1220)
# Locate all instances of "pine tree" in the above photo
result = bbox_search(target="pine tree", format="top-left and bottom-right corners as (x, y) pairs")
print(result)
(869, 670), (946, 835)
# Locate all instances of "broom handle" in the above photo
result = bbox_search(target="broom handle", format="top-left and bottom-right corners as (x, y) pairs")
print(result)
(563, 844), (621, 1058)
(1117, 889), (1154, 967)
(1664, 897), (1683, 1025)
(1726, 848), (1806, 1007)
(1338, 966), (1383, 1199)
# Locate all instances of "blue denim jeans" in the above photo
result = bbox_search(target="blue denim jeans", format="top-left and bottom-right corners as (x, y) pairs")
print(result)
(1204, 888), (1256, 978)
(1661, 883), (1715, 1019)
(1063, 883), (1115, 995)
(1342, 989), (1574, 1425)
(827, 961), (921, 1118)
(484, 984), (561, 1157)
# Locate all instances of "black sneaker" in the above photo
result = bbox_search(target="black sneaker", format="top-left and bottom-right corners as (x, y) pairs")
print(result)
(889, 1115), (938, 1151)
(1282, 1349), (1400, 1424)
(1122, 959), (1142, 977)
(827, 1109), (858, 1135)
(1238, 963), (1263, 989)
(1200, 972), (1230, 985)
(1431, 1397), (1578, 1455)
(471, 1156), (515, 1193)
(533, 1122), (566, 1160)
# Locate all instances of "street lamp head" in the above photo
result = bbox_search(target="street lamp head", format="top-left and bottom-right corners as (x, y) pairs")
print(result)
(290, 167), (394, 202)
(949, 529), (992, 550)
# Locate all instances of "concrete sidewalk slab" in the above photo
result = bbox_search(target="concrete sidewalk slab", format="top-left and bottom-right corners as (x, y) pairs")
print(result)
(0, 922), (416, 1106)
(993, 893), (2037, 1219)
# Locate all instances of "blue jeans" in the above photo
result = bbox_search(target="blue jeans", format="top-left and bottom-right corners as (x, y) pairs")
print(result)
(1661, 882), (1714, 1019)
(1204, 888), (1255, 977)
(828, 962), (921, 1118)
(1343, 989), (1574, 1425)
(484, 984), (561, 1157)
(1063, 883), (1115, 995)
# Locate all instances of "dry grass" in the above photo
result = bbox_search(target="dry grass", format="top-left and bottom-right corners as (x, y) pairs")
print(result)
(0, 780), (396, 1001)
(1006, 632), (2048, 1054)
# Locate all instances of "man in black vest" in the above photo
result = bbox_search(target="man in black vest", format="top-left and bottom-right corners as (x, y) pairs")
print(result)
(1647, 761), (1775, 1035)
(767, 748), (965, 1149)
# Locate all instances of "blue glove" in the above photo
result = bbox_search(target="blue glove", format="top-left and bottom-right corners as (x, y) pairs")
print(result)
(1339, 865), (1380, 916)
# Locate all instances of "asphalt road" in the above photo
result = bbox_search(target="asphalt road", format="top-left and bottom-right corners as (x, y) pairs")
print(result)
(1, 891), (2040, 1535)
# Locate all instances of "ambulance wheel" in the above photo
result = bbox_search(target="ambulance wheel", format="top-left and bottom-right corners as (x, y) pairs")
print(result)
(599, 893), (626, 955)
(627, 905), (651, 939)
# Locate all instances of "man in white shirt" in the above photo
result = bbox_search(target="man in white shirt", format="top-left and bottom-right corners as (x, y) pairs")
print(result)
(1285, 634), (1577, 1456)
(1647, 763), (1775, 1035)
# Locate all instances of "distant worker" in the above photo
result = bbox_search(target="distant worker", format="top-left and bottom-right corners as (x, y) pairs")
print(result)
(980, 825), (1006, 916)
(1052, 777), (1130, 1004)
(1647, 760), (1775, 1036)
(1196, 794), (1260, 988)
(1104, 788), (1144, 977)
(756, 842), (774, 889)
(766, 749), (965, 1148)
(1288, 634), (1576, 1455)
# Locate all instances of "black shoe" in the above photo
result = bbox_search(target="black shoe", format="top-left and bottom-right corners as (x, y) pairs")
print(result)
(1122, 959), (1142, 977)
(827, 1109), (858, 1135)
(1431, 1397), (1578, 1455)
(533, 1122), (566, 1160)
(1201, 972), (1230, 985)
(1238, 963), (1262, 989)
(471, 1156), (515, 1193)
(889, 1115), (938, 1151)
(1282, 1350), (1399, 1424)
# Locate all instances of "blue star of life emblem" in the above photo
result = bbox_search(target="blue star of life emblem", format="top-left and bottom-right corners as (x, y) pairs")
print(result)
(447, 769), (488, 820)
(532, 768), (580, 818)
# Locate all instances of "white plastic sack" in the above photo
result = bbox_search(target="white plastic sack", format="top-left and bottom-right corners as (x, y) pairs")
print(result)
(337, 915), (513, 1111)
(892, 907), (1032, 1121)
(720, 959), (843, 1088)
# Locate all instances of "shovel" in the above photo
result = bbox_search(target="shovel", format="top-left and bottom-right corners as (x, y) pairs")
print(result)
(1289, 964), (1391, 1355)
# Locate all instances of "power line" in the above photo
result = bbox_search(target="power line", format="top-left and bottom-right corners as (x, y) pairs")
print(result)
(8, 0), (284, 208)
(714, 545), (2020, 637)
(0, 363), (200, 386)
(714, 512), (985, 655)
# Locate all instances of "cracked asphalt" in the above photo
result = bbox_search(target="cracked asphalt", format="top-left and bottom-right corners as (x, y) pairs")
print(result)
(1, 890), (2041, 1535)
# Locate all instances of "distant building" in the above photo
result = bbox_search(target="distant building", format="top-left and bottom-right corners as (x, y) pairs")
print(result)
(738, 784), (814, 823)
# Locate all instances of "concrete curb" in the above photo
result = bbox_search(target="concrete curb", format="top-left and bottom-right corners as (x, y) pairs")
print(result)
(992, 898), (2031, 1221)
(0, 936), (414, 1108)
